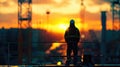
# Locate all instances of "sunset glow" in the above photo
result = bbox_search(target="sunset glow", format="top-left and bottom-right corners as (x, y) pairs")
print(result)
(0, 0), (112, 31)
(1, 0), (120, 65)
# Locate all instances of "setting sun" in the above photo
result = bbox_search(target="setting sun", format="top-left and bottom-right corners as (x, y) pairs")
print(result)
(58, 24), (68, 30)
(46, 23), (68, 33)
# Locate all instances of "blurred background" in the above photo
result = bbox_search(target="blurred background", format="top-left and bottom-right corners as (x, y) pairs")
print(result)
(0, 0), (120, 66)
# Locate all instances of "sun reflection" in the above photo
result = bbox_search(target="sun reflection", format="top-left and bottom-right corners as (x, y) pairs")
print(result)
(46, 39), (66, 54)
(49, 43), (61, 50)
(46, 42), (62, 54)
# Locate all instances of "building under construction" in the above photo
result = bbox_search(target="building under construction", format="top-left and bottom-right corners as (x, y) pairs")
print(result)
(0, 0), (120, 66)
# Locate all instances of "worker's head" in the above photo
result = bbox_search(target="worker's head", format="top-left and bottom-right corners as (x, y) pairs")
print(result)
(70, 19), (75, 28)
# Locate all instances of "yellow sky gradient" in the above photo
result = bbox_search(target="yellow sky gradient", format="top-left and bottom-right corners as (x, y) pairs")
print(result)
(0, 0), (113, 33)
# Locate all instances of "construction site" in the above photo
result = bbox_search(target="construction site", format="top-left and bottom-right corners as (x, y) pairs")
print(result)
(0, 0), (120, 66)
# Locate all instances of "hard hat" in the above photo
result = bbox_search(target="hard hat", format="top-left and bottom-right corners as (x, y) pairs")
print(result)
(70, 19), (75, 24)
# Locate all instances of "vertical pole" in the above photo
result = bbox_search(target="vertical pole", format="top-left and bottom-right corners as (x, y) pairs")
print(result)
(112, 2), (114, 30)
(101, 11), (106, 64)
(80, 0), (85, 32)
(28, 20), (32, 64)
(18, 1), (22, 64)
(80, 0), (85, 62)
(46, 11), (50, 30)
(119, 2), (120, 30)
(27, 1), (32, 64)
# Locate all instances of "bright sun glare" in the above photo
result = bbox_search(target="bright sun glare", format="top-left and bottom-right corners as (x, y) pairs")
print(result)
(58, 24), (68, 30)
(32, 21), (89, 33)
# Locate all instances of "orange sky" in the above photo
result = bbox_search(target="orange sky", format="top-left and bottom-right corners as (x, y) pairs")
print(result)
(0, 0), (113, 33)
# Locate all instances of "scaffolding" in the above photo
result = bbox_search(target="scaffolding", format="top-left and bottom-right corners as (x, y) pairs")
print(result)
(18, 0), (32, 64)
(111, 0), (120, 30)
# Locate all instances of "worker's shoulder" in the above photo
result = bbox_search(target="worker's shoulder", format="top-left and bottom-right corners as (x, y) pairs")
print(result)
(75, 27), (79, 31)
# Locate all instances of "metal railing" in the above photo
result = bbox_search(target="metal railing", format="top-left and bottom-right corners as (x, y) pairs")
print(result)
(0, 41), (120, 65)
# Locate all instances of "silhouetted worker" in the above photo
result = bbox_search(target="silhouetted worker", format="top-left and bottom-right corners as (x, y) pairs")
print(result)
(64, 19), (80, 66)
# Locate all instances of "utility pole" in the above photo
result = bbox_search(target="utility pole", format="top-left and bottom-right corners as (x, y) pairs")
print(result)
(18, 0), (32, 64)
